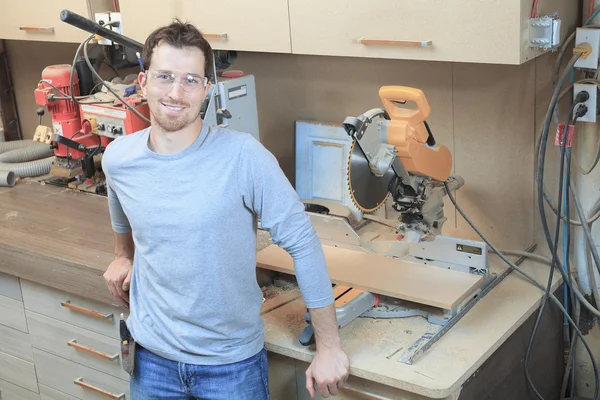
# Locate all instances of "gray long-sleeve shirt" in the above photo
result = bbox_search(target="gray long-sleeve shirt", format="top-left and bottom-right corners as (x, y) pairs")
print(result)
(101, 124), (334, 365)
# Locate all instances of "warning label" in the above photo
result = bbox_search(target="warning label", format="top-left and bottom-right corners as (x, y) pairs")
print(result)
(456, 244), (482, 256)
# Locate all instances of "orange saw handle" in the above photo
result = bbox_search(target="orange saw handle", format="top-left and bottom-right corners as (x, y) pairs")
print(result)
(379, 86), (430, 144)
(379, 86), (452, 182)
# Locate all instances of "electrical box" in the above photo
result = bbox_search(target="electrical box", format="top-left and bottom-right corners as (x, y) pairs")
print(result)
(573, 83), (597, 123)
(574, 27), (600, 70)
(94, 12), (123, 46)
(528, 15), (561, 51)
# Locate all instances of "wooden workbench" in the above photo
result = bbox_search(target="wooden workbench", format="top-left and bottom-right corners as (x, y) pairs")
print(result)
(0, 183), (565, 400)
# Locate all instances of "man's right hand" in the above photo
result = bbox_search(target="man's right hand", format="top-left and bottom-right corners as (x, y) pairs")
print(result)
(103, 257), (133, 307)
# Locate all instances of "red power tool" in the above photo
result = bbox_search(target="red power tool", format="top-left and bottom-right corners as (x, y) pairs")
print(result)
(34, 64), (96, 160)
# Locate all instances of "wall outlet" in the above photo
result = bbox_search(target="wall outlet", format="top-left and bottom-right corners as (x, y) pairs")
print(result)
(574, 83), (597, 123)
(575, 27), (600, 69)
(94, 12), (123, 46)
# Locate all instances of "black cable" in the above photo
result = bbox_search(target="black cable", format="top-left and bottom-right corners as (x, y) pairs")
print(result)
(39, 80), (70, 97)
(566, 137), (575, 400)
(70, 34), (95, 106)
(526, 52), (600, 400)
(527, 99), (575, 400)
(443, 179), (599, 400)
(83, 39), (151, 124)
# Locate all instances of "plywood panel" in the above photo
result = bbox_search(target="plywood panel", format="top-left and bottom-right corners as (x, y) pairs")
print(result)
(232, 53), (454, 185)
(256, 244), (483, 309)
(451, 62), (536, 250)
(5, 40), (547, 263)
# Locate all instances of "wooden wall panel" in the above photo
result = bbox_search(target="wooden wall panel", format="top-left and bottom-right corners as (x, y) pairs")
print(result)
(5, 39), (551, 251)
(450, 61), (536, 250)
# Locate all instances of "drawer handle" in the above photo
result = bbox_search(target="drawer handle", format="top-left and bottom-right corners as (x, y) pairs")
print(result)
(61, 300), (114, 319)
(203, 32), (227, 40)
(68, 339), (119, 361)
(19, 26), (55, 33)
(340, 384), (394, 400)
(356, 38), (432, 47)
(74, 377), (125, 399)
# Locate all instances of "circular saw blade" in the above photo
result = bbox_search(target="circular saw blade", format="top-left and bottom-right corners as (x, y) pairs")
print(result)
(347, 140), (395, 212)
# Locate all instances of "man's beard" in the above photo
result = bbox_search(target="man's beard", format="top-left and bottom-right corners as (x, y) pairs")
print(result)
(149, 98), (200, 132)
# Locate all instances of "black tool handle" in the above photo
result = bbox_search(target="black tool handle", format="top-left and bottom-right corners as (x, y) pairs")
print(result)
(60, 9), (144, 53)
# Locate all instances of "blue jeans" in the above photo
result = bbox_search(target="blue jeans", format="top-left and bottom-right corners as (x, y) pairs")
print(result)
(130, 344), (270, 399)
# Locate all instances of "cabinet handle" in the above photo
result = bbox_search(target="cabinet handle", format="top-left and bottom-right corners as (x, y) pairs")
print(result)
(203, 33), (227, 40)
(19, 26), (55, 33)
(340, 385), (394, 400)
(356, 38), (432, 47)
(68, 339), (119, 361)
(74, 377), (125, 399)
(61, 300), (113, 319)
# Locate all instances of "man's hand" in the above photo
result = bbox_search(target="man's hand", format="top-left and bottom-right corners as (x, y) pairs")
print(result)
(306, 345), (350, 398)
(304, 304), (350, 398)
(103, 256), (132, 307)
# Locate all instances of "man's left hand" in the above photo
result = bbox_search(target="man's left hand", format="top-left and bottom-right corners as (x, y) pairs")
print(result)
(305, 345), (350, 398)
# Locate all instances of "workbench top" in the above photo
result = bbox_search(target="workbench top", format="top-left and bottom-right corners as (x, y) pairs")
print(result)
(0, 182), (561, 399)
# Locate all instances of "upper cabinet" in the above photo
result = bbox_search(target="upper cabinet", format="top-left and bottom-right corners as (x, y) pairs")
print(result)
(0, 0), (113, 43)
(288, 0), (577, 65)
(0, 0), (577, 64)
(0, 0), (92, 43)
(119, 0), (292, 53)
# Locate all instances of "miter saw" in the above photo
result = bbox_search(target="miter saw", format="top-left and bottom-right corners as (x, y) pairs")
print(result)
(299, 87), (500, 363)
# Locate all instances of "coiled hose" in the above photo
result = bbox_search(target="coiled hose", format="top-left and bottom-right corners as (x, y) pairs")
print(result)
(0, 140), (55, 187)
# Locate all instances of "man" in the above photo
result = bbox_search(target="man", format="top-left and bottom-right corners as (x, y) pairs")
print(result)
(101, 19), (350, 400)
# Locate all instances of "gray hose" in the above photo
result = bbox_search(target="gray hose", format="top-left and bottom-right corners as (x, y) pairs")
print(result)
(0, 140), (45, 153)
(0, 171), (16, 187)
(0, 143), (53, 163)
(0, 157), (54, 178)
(0, 140), (55, 183)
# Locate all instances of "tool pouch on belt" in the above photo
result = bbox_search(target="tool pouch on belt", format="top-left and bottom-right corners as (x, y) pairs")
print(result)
(120, 313), (135, 376)
(121, 338), (135, 376)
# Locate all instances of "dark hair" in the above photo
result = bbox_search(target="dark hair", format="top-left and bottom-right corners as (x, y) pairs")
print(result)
(142, 18), (214, 80)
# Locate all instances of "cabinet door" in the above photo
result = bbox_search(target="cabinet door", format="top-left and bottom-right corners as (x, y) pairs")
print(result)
(120, 0), (291, 53)
(0, 0), (92, 43)
(289, 0), (522, 64)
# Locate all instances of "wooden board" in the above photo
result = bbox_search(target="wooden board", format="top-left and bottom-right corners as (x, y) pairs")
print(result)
(256, 244), (484, 310)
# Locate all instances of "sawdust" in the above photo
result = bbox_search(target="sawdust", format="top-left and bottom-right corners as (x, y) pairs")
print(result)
(256, 229), (273, 251)
(261, 283), (298, 300)
(3, 211), (19, 220)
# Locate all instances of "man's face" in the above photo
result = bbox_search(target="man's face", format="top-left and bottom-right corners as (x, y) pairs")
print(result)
(139, 42), (210, 132)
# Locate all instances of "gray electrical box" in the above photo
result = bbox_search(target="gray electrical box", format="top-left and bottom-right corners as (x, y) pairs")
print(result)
(202, 74), (260, 141)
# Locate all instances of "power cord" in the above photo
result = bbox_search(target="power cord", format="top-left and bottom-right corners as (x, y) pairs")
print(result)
(443, 179), (599, 400)
(447, 51), (600, 400)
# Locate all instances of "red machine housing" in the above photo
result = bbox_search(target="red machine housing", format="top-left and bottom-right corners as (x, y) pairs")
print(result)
(34, 65), (87, 159)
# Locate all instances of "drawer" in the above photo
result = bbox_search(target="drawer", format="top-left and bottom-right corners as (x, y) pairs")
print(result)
(0, 294), (27, 333)
(289, 0), (530, 64)
(27, 311), (129, 381)
(33, 348), (130, 400)
(0, 350), (38, 393)
(0, 272), (22, 301)
(40, 385), (78, 400)
(0, 0), (91, 43)
(0, 323), (33, 363)
(120, 0), (291, 53)
(0, 378), (40, 400)
(21, 281), (125, 339)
